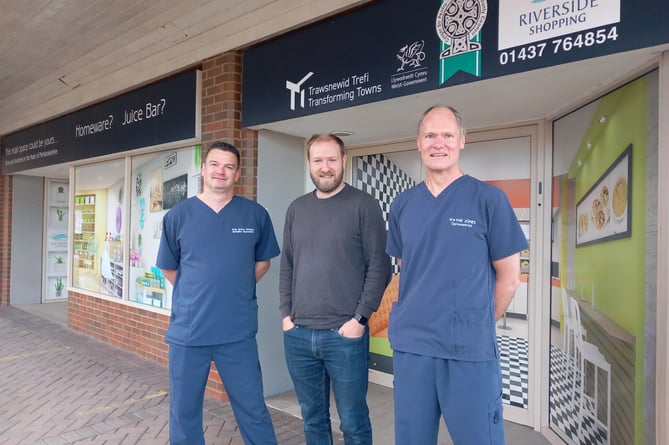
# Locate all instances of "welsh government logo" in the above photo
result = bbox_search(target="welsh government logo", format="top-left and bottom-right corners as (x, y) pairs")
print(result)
(396, 40), (426, 72)
(436, 0), (488, 59)
(285, 72), (314, 111)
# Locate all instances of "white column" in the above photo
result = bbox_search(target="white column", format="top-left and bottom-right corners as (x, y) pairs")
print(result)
(656, 50), (669, 445)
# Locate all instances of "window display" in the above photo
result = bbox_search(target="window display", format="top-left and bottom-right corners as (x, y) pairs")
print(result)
(73, 160), (125, 297)
(130, 146), (200, 309)
(71, 147), (199, 308)
(549, 74), (656, 445)
(73, 194), (96, 270)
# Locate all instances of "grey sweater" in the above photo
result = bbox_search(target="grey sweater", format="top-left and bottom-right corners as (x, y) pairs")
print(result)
(279, 184), (391, 329)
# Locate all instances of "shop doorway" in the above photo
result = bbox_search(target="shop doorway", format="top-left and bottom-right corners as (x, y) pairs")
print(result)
(349, 125), (540, 428)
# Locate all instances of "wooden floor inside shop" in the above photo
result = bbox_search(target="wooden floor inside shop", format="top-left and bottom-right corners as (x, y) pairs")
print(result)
(73, 267), (101, 293)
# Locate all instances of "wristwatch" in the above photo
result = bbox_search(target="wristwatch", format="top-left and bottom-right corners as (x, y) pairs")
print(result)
(353, 313), (368, 326)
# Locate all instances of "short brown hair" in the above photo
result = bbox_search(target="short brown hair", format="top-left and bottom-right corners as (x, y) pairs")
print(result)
(306, 134), (345, 159)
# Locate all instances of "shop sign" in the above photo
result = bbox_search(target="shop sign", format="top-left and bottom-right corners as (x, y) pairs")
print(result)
(1, 70), (199, 175)
(498, 0), (620, 50)
(242, 0), (669, 126)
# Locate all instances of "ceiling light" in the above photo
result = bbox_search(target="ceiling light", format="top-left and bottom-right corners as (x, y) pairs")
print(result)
(586, 142), (592, 149)
(577, 160), (582, 167)
(330, 130), (353, 137)
(598, 115), (607, 123)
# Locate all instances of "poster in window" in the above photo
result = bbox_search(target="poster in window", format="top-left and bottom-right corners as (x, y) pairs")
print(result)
(576, 144), (631, 247)
(150, 169), (163, 212)
(162, 174), (188, 210)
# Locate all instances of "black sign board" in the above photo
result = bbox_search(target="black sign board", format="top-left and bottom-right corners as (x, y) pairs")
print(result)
(242, 0), (669, 126)
(1, 70), (199, 175)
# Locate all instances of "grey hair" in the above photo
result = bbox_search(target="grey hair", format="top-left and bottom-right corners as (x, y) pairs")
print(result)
(417, 105), (466, 136)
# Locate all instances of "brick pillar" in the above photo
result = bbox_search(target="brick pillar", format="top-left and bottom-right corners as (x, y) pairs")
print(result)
(201, 51), (257, 201)
(199, 50), (258, 401)
(0, 173), (11, 306)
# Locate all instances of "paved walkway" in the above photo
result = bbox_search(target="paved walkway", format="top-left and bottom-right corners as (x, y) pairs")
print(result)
(0, 306), (312, 445)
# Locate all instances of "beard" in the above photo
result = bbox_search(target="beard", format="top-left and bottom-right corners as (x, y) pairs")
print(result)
(310, 169), (343, 194)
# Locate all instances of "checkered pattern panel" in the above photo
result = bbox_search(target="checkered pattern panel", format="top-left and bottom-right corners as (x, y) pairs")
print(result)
(354, 153), (416, 274)
(549, 345), (608, 445)
(497, 335), (529, 409)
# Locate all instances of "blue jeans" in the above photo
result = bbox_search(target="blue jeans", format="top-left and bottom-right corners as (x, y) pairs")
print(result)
(283, 325), (372, 445)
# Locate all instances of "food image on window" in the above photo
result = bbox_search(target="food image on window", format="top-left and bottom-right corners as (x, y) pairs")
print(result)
(578, 212), (589, 236)
(600, 184), (609, 207)
(591, 197), (608, 230)
(612, 176), (628, 219)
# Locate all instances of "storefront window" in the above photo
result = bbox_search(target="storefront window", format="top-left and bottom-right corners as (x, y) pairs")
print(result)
(72, 146), (201, 308)
(356, 135), (532, 414)
(129, 146), (201, 309)
(73, 160), (125, 297)
(549, 73), (658, 445)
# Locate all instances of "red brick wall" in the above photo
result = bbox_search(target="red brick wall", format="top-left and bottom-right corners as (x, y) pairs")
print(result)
(0, 174), (11, 306)
(68, 50), (256, 402)
(68, 291), (170, 364)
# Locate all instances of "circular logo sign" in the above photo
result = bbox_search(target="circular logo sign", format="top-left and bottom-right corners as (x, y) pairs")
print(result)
(436, 0), (488, 58)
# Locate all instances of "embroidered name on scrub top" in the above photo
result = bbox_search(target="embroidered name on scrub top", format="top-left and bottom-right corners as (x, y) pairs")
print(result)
(231, 227), (256, 234)
(449, 217), (477, 228)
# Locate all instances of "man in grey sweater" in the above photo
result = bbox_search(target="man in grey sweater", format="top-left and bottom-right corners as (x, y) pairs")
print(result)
(279, 133), (391, 445)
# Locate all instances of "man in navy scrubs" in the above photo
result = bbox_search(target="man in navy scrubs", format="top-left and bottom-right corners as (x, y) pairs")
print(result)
(157, 141), (280, 445)
(386, 106), (528, 445)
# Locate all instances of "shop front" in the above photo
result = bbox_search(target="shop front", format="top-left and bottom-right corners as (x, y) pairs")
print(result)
(0, 55), (296, 400)
(1, 1), (669, 443)
(3, 69), (200, 310)
(240, 1), (669, 443)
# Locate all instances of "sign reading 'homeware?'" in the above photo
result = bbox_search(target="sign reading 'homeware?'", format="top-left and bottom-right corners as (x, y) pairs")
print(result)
(1, 70), (199, 175)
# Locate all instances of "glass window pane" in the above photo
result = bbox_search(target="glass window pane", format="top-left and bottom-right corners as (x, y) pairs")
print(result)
(73, 159), (125, 297)
(549, 73), (658, 445)
(129, 147), (201, 309)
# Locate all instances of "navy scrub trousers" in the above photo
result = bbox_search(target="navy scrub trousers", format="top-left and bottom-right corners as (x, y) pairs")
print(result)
(393, 350), (505, 445)
(168, 336), (277, 445)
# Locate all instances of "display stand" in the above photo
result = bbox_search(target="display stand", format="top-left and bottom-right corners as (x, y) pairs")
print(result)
(74, 194), (97, 269)
(135, 282), (165, 308)
(101, 237), (124, 298)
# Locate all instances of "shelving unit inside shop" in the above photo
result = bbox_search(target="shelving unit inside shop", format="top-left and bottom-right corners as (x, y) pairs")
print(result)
(74, 194), (97, 269)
